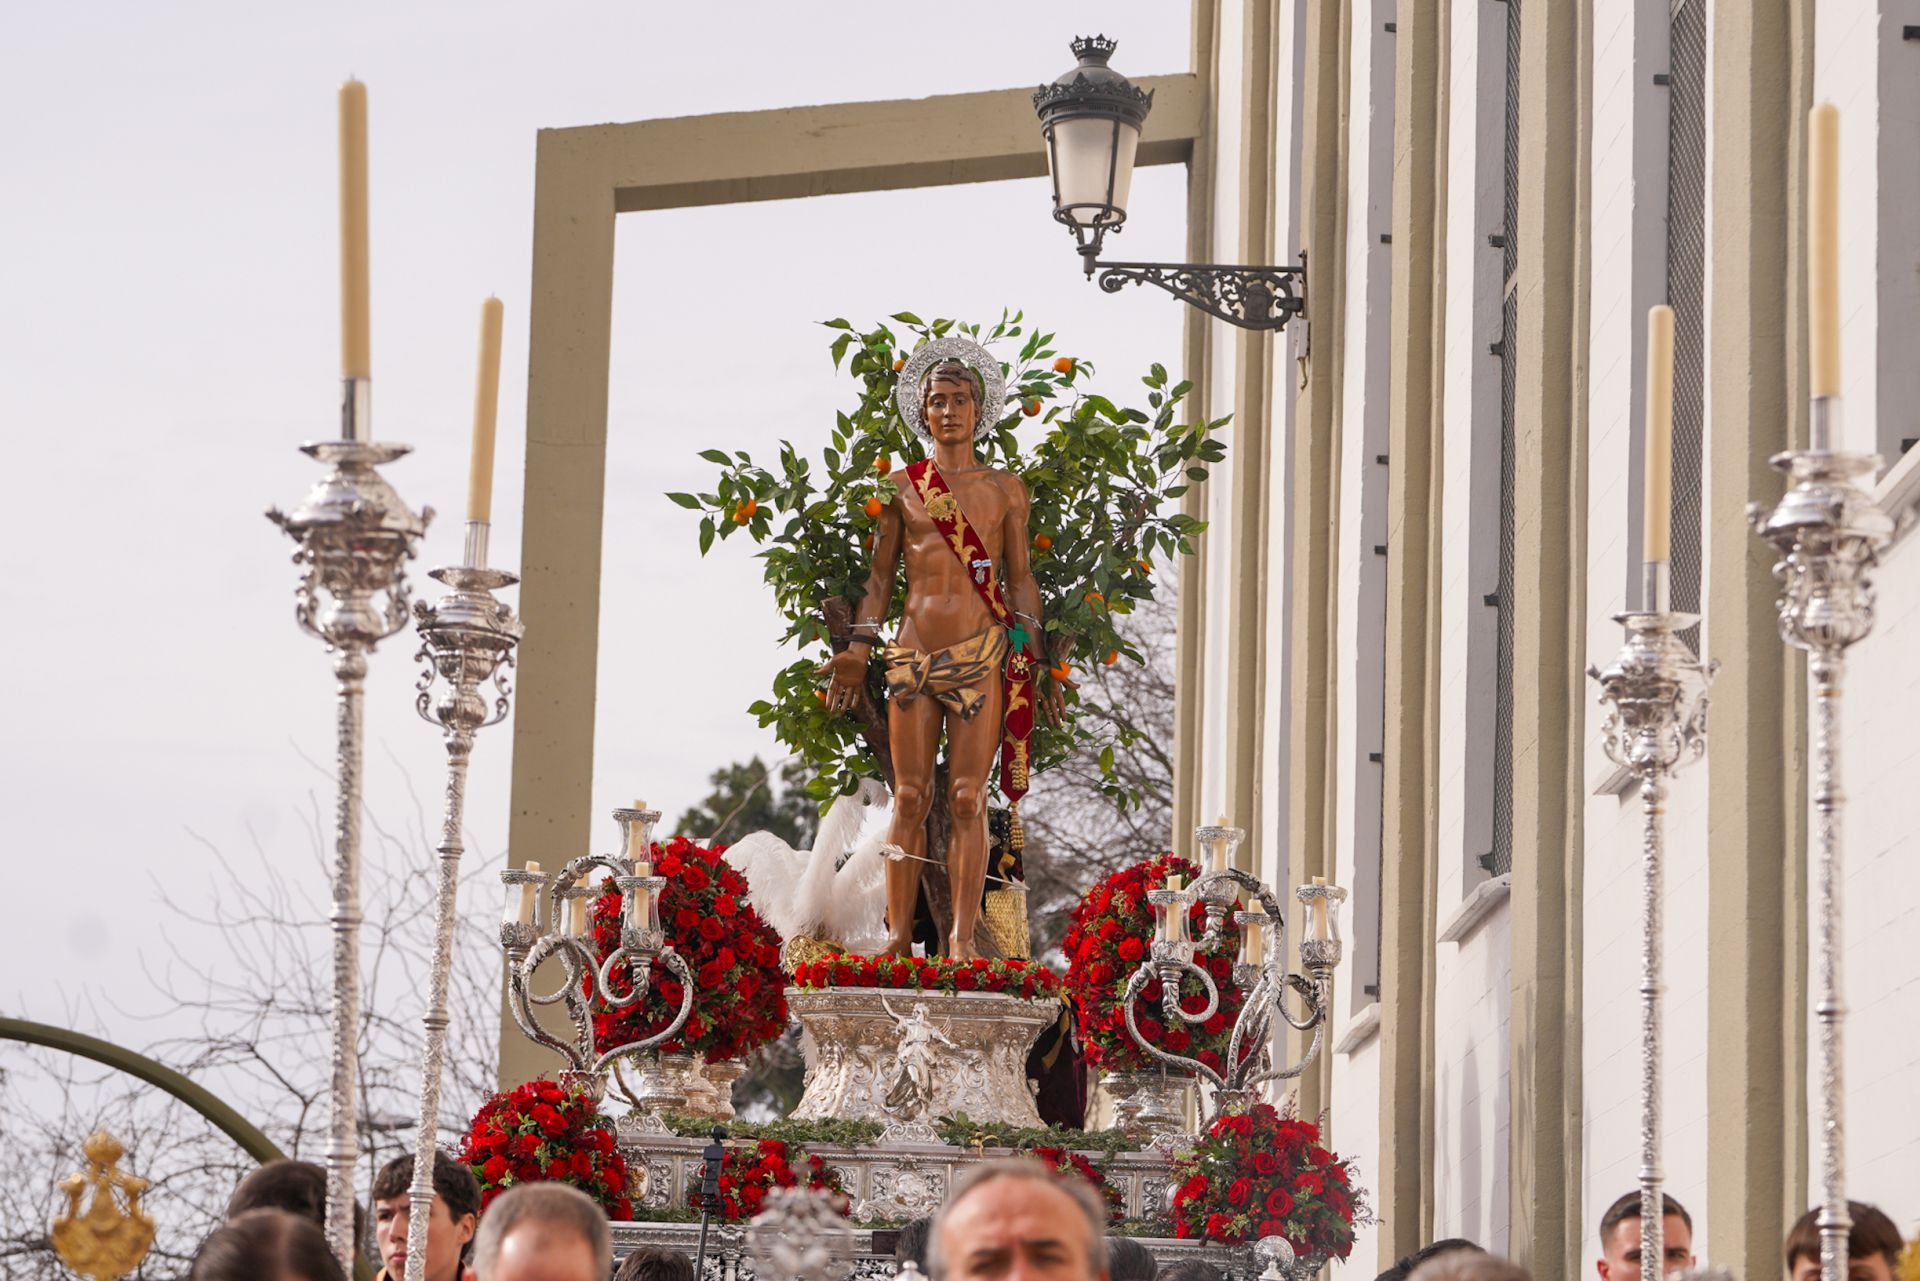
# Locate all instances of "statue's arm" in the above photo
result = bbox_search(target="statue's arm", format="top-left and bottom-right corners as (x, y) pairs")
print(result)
(999, 475), (1066, 724)
(823, 495), (903, 713)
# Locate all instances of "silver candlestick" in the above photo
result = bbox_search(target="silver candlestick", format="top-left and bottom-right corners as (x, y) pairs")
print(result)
(266, 394), (430, 1272)
(401, 520), (522, 1281)
(498, 806), (698, 1129)
(1589, 559), (1717, 1281)
(1120, 825), (1345, 1132)
(1749, 399), (1893, 1281)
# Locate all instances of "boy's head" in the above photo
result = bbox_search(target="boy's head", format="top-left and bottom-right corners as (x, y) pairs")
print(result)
(1784, 1203), (1905, 1281)
(370, 1151), (481, 1281)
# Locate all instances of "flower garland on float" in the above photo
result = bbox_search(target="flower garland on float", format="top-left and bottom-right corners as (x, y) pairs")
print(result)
(459, 1078), (638, 1217)
(1063, 853), (1247, 1074)
(689, 1137), (851, 1222)
(789, 952), (1061, 998)
(585, 835), (790, 1064)
(1027, 1146), (1125, 1225)
(1170, 1102), (1372, 1252)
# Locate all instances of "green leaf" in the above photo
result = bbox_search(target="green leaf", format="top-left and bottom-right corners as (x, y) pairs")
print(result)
(891, 311), (924, 326)
(698, 516), (715, 555)
(665, 491), (702, 510)
(698, 448), (732, 466)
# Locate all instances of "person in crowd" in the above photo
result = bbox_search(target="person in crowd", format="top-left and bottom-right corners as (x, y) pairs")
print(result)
(1158, 1262), (1224, 1281)
(1784, 1201), (1906, 1281)
(1596, 1192), (1695, 1281)
(928, 1158), (1109, 1281)
(227, 1160), (329, 1226)
(1107, 1236), (1157, 1281)
(614, 1245), (695, 1281)
(1378, 1239), (1484, 1281)
(896, 1218), (934, 1272)
(470, 1182), (611, 1281)
(370, 1152), (481, 1281)
(191, 1208), (345, 1281)
(1408, 1254), (1530, 1281)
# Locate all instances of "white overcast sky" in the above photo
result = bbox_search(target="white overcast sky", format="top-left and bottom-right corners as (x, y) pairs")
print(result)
(1, 3), (1193, 1035)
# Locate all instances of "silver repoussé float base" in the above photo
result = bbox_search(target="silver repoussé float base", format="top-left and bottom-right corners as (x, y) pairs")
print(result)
(498, 806), (699, 1126)
(1748, 398), (1893, 1281)
(1588, 560), (1717, 1281)
(265, 384), (430, 1273)
(401, 520), (523, 1281)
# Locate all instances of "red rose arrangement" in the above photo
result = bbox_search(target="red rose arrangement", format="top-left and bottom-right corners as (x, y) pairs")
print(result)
(1170, 1102), (1371, 1253)
(459, 1078), (638, 1218)
(688, 1137), (851, 1222)
(789, 952), (1062, 998)
(587, 835), (789, 1064)
(1028, 1147), (1124, 1225)
(1063, 854), (1246, 1073)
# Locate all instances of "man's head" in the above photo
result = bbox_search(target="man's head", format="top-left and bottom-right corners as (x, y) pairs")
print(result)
(191, 1208), (345, 1281)
(1105, 1235), (1157, 1281)
(921, 360), (983, 445)
(469, 1182), (611, 1281)
(228, 1160), (329, 1227)
(370, 1152), (480, 1281)
(1378, 1240), (1484, 1281)
(929, 1158), (1108, 1281)
(614, 1245), (695, 1281)
(1157, 1264), (1223, 1281)
(1784, 1202), (1905, 1281)
(1596, 1192), (1695, 1281)
(1408, 1255), (1530, 1281)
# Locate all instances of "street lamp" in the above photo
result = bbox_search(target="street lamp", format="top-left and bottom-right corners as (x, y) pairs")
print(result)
(1034, 36), (1306, 332)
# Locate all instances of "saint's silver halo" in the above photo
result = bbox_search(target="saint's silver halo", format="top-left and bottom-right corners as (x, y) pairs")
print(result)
(895, 335), (1007, 443)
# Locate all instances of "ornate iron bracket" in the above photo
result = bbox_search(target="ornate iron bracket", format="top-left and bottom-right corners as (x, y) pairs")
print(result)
(1087, 253), (1307, 332)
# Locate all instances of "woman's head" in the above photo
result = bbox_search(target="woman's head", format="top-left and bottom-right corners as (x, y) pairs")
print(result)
(190, 1208), (345, 1281)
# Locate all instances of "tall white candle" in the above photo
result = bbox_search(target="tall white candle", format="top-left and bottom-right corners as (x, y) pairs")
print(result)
(1644, 305), (1675, 563)
(467, 297), (504, 524)
(1809, 103), (1841, 402)
(338, 80), (370, 381)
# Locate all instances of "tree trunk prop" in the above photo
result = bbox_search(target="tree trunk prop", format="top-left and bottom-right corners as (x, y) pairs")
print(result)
(822, 597), (1002, 958)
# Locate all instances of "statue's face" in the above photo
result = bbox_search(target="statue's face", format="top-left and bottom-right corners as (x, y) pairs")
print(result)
(924, 373), (978, 445)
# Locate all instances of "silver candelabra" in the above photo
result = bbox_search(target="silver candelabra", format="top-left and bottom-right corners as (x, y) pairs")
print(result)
(401, 520), (522, 1281)
(498, 807), (698, 1125)
(266, 387), (430, 1272)
(1121, 824), (1345, 1129)
(1749, 399), (1893, 1281)
(1589, 560), (1717, 1281)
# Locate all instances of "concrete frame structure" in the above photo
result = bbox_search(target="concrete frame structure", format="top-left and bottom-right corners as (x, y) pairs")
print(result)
(505, 5), (1920, 1277)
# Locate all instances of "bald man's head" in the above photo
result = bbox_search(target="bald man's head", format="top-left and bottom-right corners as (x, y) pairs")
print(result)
(469, 1184), (610, 1281)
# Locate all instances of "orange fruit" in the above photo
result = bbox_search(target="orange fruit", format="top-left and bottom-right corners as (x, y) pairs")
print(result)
(862, 534), (874, 550)
(1053, 356), (1075, 375)
(864, 497), (885, 518)
(1104, 649), (1120, 666)
(814, 689), (827, 703)
(1084, 591), (1105, 608)
(1023, 399), (1041, 417)
(732, 499), (757, 525)
(1049, 661), (1072, 681)
(1034, 534), (1053, 552)
(1137, 558), (1152, 575)
(893, 357), (905, 371)
(875, 456), (892, 475)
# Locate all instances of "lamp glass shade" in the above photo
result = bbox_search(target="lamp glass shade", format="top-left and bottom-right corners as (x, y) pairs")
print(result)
(1047, 116), (1139, 227)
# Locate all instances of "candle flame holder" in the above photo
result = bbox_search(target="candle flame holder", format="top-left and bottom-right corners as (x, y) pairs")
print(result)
(1588, 561), (1717, 1281)
(1119, 833), (1344, 1135)
(499, 806), (698, 1135)
(266, 433), (429, 1271)
(1748, 407), (1894, 1281)
(400, 537), (522, 1281)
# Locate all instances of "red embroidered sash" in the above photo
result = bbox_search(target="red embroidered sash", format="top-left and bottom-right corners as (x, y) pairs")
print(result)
(906, 459), (1034, 806)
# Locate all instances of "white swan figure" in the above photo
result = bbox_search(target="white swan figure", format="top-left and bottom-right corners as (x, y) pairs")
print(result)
(724, 777), (891, 949)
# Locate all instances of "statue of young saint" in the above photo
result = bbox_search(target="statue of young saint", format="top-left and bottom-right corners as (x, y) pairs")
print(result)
(820, 337), (1065, 960)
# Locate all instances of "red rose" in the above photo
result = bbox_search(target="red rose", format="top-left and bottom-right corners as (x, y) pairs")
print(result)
(482, 1155), (509, 1184)
(1265, 1187), (1294, 1216)
(674, 907), (700, 931)
(531, 1103), (567, 1135)
(953, 968), (978, 990)
(1228, 1177), (1252, 1206)
(1258, 1219), (1285, 1238)
(1204, 1213), (1236, 1241)
(1118, 937), (1146, 962)
(656, 853), (684, 877)
(1253, 1151), (1278, 1176)
(1293, 1171), (1323, 1195)
(681, 863), (709, 891)
(714, 894), (738, 916)
(698, 917), (726, 942)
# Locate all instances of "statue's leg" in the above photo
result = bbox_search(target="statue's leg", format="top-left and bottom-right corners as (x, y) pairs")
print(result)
(884, 691), (942, 957)
(943, 675), (1006, 961)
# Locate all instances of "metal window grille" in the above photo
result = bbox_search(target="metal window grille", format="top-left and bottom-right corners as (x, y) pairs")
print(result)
(1488, 0), (1522, 879)
(1665, 0), (1706, 642)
